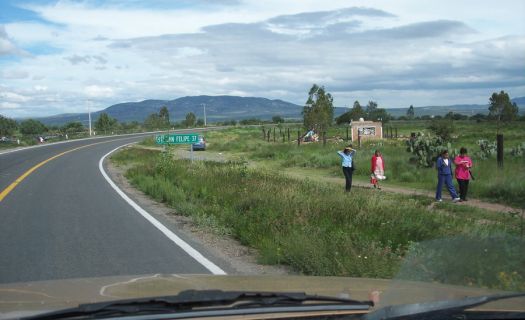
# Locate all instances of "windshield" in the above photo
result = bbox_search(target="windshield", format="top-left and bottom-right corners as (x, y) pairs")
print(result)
(1, 0), (524, 319)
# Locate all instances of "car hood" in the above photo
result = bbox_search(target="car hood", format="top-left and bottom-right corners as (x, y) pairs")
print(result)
(0, 274), (513, 319)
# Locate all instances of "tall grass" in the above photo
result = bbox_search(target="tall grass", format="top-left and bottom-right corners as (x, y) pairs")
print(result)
(114, 147), (521, 282)
(206, 125), (525, 207)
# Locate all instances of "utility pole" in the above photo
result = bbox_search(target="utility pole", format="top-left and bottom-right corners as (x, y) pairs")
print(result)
(88, 101), (92, 136)
(202, 103), (207, 127)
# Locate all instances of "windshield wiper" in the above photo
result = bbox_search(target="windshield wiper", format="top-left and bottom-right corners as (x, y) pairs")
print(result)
(24, 290), (373, 320)
(366, 292), (525, 320)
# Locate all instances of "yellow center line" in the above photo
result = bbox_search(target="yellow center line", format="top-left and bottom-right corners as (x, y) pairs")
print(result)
(0, 140), (114, 202)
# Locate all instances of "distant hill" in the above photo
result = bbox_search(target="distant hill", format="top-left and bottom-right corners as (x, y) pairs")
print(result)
(34, 95), (525, 126)
(382, 96), (524, 118)
(37, 96), (303, 126)
(512, 96), (525, 106)
(384, 104), (490, 118)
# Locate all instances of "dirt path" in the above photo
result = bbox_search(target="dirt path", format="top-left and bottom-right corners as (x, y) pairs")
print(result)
(282, 168), (521, 214)
(134, 144), (522, 215)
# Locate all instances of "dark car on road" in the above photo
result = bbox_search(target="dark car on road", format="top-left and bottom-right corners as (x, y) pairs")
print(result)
(192, 135), (206, 151)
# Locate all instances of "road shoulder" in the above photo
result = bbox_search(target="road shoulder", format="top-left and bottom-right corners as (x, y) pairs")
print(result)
(105, 155), (291, 276)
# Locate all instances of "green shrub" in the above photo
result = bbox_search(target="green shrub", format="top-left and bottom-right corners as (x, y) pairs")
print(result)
(113, 147), (521, 280)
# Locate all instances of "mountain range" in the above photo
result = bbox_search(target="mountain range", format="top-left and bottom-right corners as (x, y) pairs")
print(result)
(33, 95), (525, 126)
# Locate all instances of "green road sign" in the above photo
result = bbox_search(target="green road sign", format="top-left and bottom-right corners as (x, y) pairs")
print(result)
(156, 133), (199, 145)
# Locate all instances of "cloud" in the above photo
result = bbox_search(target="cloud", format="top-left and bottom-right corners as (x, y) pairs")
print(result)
(63, 54), (108, 65)
(0, 102), (21, 110)
(1, 3), (524, 118)
(84, 85), (115, 98)
(0, 91), (31, 103)
(267, 7), (394, 31)
(106, 10), (524, 108)
(0, 25), (20, 56)
(361, 20), (475, 39)
(1, 70), (29, 79)
(64, 54), (91, 64)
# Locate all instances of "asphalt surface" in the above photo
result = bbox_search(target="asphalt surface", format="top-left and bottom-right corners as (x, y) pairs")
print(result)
(0, 132), (226, 284)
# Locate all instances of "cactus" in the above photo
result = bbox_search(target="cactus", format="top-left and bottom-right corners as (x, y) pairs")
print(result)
(477, 139), (497, 160)
(406, 132), (447, 167)
(510, 142), (525, 157)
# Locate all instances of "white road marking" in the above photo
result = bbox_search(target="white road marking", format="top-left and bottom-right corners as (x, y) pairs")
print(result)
(0, 127), (218, 156)
(98, 143), (227, 276)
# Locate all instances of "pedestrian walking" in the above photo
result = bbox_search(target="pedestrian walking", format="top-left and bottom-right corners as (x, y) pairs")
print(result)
(454, 147), (473, 201)
(371, 150), (386, 189)
(337, 145), (356, 192)
(435, 149), (460, 202)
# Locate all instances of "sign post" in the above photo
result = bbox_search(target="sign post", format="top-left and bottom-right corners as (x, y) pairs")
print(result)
(155, 133), (199, 163)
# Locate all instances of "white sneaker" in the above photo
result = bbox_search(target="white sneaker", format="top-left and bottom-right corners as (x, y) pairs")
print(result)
(436, 199), (443, 202)
(453, 198), (461, 202)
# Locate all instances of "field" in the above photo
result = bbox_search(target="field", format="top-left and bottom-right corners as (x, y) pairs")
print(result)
(194, 121), (525, 208)
(111, 120), (525, 289)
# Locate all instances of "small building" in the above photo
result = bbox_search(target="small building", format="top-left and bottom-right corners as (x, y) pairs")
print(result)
(350, 118), (383, 142)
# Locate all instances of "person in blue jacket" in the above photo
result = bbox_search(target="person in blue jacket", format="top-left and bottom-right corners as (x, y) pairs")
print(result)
(435, 149), (460, 202)
(337, 145), (356, 192)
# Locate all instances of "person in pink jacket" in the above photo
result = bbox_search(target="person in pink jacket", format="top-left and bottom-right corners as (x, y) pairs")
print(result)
(454, 147), (473, 201)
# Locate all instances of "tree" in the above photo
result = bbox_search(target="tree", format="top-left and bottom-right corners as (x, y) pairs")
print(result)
(406, 105), (415, 120)
(335, 101), (365, 124)
(272, 115), (284, 123)
(350, 101), (365, 120)
(445, 112), (468, 121)
(365, 101), (378, 116)
(428, 119), (455, 141)
(184, 112), (196, 127)
(62, 121), (84, 133)
(0, 115), (18, 136)
(121, 121), (141, 131)
(302, 84), (334, 132)
(144, 113), (161, 130)
(144, 107), (171, 130)
(489, 91), (519, 124)
(94, 112), (117, 134)
(19, 119), (47, 135)
(365, 101), (391, 123)
(196, 118), (205, 127)
(159, 106), (170, 126)
(239, 118), (262, 125)
(370, 108), (391, 123)
(470, 113), (488, 122)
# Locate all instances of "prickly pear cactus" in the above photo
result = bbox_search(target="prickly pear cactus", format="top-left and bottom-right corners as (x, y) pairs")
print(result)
(406, 133), (447, 167)
(477, 140), (497, 159)
(510, 142), (525, 157)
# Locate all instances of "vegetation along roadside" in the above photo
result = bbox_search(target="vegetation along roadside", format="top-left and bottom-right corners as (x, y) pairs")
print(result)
(110, 146), (523, 289)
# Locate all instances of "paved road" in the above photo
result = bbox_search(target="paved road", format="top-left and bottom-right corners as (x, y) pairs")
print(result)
(0, 132), (227, 284)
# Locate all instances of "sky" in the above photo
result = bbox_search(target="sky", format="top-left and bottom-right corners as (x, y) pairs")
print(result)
(0, 0), (524, 118)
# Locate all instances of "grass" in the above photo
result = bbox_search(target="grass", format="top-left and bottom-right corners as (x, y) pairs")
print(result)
(204, 123), (525, 207)
(111, 147), (523, 288)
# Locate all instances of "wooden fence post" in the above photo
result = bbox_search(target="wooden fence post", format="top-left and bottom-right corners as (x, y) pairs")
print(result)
(288, 128), (290, 142)
(497, 134), (504, 168)
(297, 130), (301, 146)
(273, 127), (276, 142)
(323, 131), (327, 146)
(346, 126), (349, 141)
